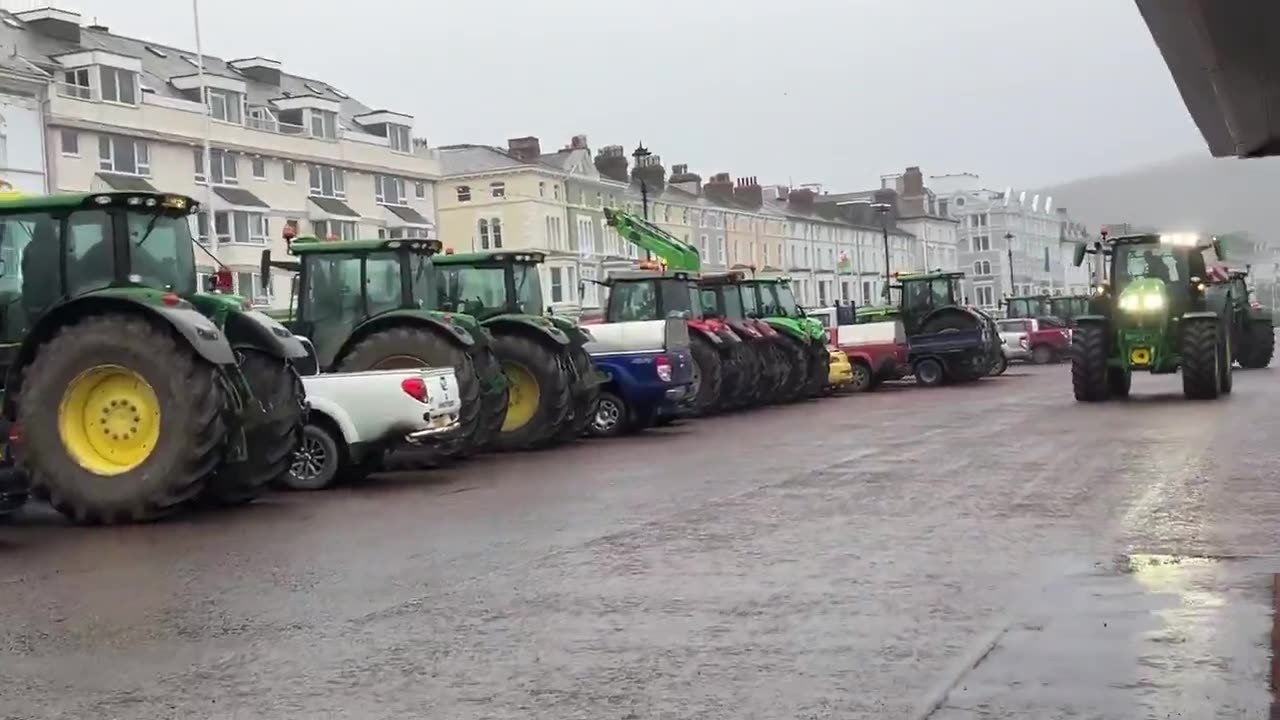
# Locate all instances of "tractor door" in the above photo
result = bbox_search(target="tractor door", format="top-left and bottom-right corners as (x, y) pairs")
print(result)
(299, 252), (366, 367)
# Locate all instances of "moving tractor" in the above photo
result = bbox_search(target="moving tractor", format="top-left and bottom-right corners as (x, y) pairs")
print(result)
(431, 249), (604, 447)
(1211, 267), (1274, 369)
(1070, 232), (1232, 401)
(0, 191), (307, 523)
(262, 234), (508, 460)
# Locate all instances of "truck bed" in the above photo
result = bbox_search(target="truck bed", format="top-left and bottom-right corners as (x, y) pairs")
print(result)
(908, 328), (987, 357)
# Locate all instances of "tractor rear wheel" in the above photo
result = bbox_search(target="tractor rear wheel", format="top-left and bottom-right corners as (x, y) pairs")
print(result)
(21, 315), (225, 524)
(1071, 323), (1110, 402)
(689, 333), (724, 415)
(1219, 330), (1234, 395)
(338, 326), (482, 459)
(760, 342), (788, 403)
(914, 357), (945, 387)
(472, 346), (510, 451)
(1180, 318), (1222, 400)
(803, 342), (830, 398)
(1107, 367), (1131, 398)
(555, 346), (599, 443)
(1239, 320), (1275, 369)
(717, 345), (748, 412)
(491, 334), (571, 451)
(203, 349), (304, 506)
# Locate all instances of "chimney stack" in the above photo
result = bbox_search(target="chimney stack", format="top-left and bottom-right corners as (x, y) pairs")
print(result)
(568, 134), (589, 150)
(733, 176), (762, 208)
(787, 187), (816, 208)
(704, 172), (735, 205)
(594, 145), (629, 183)
(631, 153), (666, 194)
(669, 163), (702, 196)
(507, 136), (542, 162)
(902, 166), (925, 196)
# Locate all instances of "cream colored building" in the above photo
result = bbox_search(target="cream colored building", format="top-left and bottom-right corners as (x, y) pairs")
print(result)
(3, 7), (438, 308)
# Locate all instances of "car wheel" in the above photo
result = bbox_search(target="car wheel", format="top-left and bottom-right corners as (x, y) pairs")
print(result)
(588, 391), (629, 438)
(283, 424), (342, 491)
(915, 358), (945, 387)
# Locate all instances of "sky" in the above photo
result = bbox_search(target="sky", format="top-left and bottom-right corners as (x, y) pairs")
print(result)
(22, 0), (1209, 192)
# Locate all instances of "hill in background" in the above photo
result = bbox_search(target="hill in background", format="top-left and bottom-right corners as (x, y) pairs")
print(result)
(1039, 154), (1280, 241)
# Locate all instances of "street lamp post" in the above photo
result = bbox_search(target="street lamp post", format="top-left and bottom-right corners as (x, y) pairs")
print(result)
(192, 0), (216, 256)
(1004, 231), (1016, 296)
(872, 202), (892, 300)
(631, 143), (651, 261)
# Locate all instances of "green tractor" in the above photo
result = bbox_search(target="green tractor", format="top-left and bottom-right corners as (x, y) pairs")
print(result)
(1003, 294), (1051, 320)
(1048, 295), (1094, 326)
(1070, 232), (1233, 401)
(261, 236), (508, 459)
(0, 191), (307, 523)
(738, 276), (830, 400)
(431, 250), (603, 448)
(1212, 267), (1275, 369)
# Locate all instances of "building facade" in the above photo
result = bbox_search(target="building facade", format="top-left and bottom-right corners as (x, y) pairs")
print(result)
(2, 6), (438, 308)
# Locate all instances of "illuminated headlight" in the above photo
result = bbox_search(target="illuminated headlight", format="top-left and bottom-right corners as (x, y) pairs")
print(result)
(1120, 293), (1164, 312)
(1159, 233), (1199, 247)
(1141, 293), (1164, 310)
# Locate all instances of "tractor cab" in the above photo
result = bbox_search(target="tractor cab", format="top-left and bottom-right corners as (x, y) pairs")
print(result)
(0, 192), (203, 348)
(431, 251), (547, 319)
(263, 235), (444, 368)
(1048, 295), (1093, 325)
(697, 271), (774, 341)
(1004, 294), (1051, 320)
(603, 263), (702, 323)
(1100, 234), (1218, 322)
(886, 271), (967, 336)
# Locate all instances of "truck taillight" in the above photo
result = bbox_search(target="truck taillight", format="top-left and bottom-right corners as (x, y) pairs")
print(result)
(1019, 337), (1029, 350)
(401, 377), (429, 403)
(656, 354), (673, 382)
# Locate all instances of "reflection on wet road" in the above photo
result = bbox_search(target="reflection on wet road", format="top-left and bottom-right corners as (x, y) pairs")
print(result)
(2, 365), (1280, 719)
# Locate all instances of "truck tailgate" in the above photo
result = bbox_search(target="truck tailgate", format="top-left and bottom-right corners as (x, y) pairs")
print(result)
(302, 368), (461, 445)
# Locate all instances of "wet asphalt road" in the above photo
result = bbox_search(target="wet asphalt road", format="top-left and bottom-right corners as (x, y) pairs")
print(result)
(3, 364), (1280, 719)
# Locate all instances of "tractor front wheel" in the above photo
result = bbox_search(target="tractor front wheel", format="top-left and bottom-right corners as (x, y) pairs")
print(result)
(492, 334), (572, 451)
(1071, 323), (1110, 402)
(1239, 320), (1275, 369)
(21, 315), (225, 524)
(338, 327), (482, 459)
(1107, 367), (1131, 398)
(1180, 319), (1222, 400)
(203, 348), (304, 506)
(689, 333), (724, 415)
(914, 357), (945, 387)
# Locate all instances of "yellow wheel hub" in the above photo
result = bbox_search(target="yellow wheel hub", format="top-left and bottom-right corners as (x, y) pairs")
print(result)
(501, 364), (541, 433)
(58, 365), (162, 476)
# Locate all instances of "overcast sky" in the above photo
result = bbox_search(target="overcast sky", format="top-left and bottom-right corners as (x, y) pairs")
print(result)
(33, 0), (1207, 191)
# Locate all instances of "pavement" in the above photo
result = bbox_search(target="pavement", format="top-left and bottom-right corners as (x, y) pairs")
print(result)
(2, 364), (1279, 719)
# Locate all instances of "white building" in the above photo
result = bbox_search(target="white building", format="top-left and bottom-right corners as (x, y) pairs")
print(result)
(2, 7), (439, 308)
(0, 52), (51, 194)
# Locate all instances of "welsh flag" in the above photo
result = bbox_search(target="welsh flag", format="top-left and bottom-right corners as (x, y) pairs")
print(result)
(837, 251), (853, 273)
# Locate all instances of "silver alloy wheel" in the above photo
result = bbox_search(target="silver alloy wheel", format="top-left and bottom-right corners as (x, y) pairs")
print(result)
(593, 397), (621, 433)
(290, 433), (328, 485)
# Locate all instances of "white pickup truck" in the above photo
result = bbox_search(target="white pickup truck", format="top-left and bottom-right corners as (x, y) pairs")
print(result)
(284, 337), (463, 490)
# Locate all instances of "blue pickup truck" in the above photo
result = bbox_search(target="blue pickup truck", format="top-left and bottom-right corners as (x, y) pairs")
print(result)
(580, 317), (696, 437)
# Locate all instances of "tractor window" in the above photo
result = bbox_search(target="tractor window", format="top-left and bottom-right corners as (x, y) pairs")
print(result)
(407, 253), (433, 309)
(903, 281), (931, 312)
(0, 212), (49, 334)
(757, 285), (783, 316)
(303, 252), (364, 365)
(775, 284), (799, 315)
(699, 288), (720, 318)
(1116, 244), (1183, 290)
(125, 212), (197, 296)
(439, 266), (507, 318)
(609, 281), (658, 321)
(513, 264), (544, 315)
(364, 254), (402, 317)
(721, 286), (745, 320)
(65, 209), (115, 297)
(679, 284), (702, 319)
(740, 284), (761, 317)
(929, 279), (954, 307)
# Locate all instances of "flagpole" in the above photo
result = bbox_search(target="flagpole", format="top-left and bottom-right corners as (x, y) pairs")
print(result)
(193, 0), (216, 256)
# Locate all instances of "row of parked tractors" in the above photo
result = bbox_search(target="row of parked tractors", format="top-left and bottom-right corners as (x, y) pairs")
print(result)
(0, 191), (848, 526)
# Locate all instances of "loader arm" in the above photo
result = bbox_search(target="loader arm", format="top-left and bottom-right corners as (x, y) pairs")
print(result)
(603, 207), (701, 272)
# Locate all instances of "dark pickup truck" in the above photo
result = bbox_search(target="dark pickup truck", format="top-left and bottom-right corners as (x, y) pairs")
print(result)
(909, 321), (1001, 386)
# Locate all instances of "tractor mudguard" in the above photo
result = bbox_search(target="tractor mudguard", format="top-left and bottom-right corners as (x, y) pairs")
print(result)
(225, 310), (309, 359)
(1074, 314), (1109, 326)
(1181, 311), (1219, 322)
(688, 324), (723, 346)
(546, 315), (592, 346)
(763, 318), (808, 343)
(482, 314), (571, 346)
(331, 310), (476, 369)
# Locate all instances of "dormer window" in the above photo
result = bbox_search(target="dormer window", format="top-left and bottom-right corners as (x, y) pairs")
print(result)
(206, 88), (243, 124)
(310, 110), (338, 140)
(61, 68), (91, 99)
(100, 67), (136, 104)
(388, 124), (411, 153)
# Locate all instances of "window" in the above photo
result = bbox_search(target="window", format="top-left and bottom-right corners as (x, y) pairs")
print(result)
(309, 110), (338, 140)
(98, 135), (150, 176)
(456, 185), (471, 202)
(553, 184), (560, 201)
(97, 67), (137, 105)
(581, 266), (599, 306)
(971, 235), (990, 252)
(193, 148), (205, 182)
(699, 234), (709, 257)
(478, 217), (503, 250)
(975, 284), (995, 307)
(282, 160), (296, 183)
(490, 182), (506, 199)
(478, 218), (489, 249)
(716, 236), (726, 265)
(550, 267), (564, 303)
(311, 219), (357, 241)
(595, 192), (603, 207)
(60, 130), (78, 156)
(206, 88), (242, 123)
(539, 182), (546, 198)
(210, 149), (237, 185)
(415, 182), (426, 199)
(972, 213), (989, 228)
(491, 218), (503, 248)
(308, 164), (345, 198)
(61, 68), (92, 99)
(251, 156), (266, 180)
(973, 260), (991, 275)
(234, 271), (272, 306)
(388, 124), (411, 153)
(198, 211), (268, 246)
(376, 175), (407, 205)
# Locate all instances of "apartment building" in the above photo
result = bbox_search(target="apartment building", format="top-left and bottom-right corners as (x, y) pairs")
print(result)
(3, 7), (438, 308)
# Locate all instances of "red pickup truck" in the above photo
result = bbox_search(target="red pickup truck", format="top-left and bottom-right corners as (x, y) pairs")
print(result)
(997, 317), (1071, 364)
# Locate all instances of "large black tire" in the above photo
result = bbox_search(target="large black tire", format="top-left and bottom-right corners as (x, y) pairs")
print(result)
(989, 354), (1009, 377)
(338, 326), (482, 459)
(203, 348), (304, 506)
(1180, 319), (1222, 400)
(689, 333), (724, 415)
(491, 333), (572, 451)
(1071, 323), (1110, 402)
(804, 342), (830, 398)
(760, 342), (789, 404)
(777, 336), (809, 402)
(555, 346), (600, 443)
(471, 345), (510, 451)
(717, 344), (749, 412)
(740, 345), (768, 406)
(20, 315), (225, 524)
(1107, 367), (1131, 398)
(914, 357), (945, 387)
(1238, 320), (1275, 369)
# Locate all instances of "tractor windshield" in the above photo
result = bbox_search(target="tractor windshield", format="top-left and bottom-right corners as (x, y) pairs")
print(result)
(721, 285), (745, 320)
(1114, 244), (1185, 292)
(608, 280), (658, 321)
(513, 263), (544, 314)
(683, 284), (703, 320)
(125, 212), (198, 296)
(740, 283), (761, 317)
(438, 265), (508, 318)
(408, 253), (434, 308)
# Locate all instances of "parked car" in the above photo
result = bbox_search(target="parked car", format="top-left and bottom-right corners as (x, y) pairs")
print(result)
(283, 337), (463, 491)
(807, 305), (910, 392)
(584, 316), (696, 437)
(997, 318), (1070, 363)
(997, 319), (1032, 362)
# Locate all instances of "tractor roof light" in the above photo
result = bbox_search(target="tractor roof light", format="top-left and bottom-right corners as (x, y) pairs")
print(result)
(1159, 232), (1200, 247)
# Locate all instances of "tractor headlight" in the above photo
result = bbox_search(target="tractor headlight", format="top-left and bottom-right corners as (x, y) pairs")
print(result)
(1141, 293), (1164, 311)
(1119, 294), (1140, 312)
(1120, 291), (1165, 313)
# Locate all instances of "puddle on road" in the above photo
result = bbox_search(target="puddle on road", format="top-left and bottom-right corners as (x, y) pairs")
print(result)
(928, 553), (1276, 719)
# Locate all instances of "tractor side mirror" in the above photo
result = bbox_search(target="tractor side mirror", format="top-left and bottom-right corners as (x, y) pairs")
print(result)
(260, 249), (272, 291)
(1072, 243), (1087, 267)
(666, 309), (690, 320)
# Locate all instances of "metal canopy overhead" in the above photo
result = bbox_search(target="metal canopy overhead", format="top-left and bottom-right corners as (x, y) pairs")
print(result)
(1136, 0), (1280, 158)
